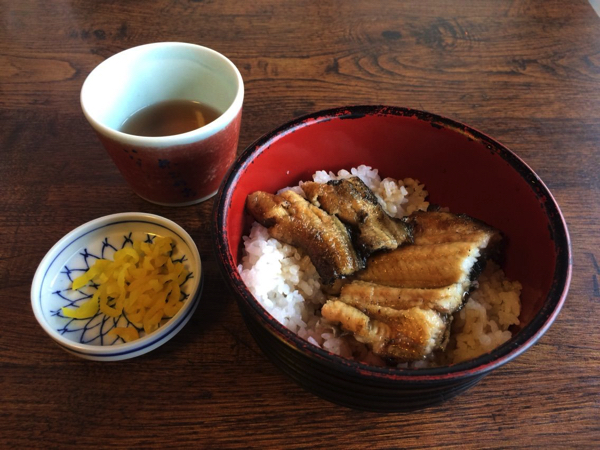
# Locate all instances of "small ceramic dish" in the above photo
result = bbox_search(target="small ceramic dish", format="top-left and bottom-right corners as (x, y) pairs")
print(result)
(31, 212), (202, 361)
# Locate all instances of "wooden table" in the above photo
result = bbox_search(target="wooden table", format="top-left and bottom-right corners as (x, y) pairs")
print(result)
(2, 0), (599, 447)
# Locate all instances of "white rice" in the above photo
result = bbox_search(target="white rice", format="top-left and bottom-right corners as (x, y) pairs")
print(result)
(238, 165), (522, 366)
(447, 261), (522, 364)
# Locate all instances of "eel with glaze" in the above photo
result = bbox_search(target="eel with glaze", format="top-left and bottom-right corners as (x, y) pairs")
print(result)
(246, 186), (503, 362)
(338, 280), (465, 314)
(321, 211), (502, 361)
(355, 213), (500, 291)
(246, 190), (363, 284)
(301, 177), (412, 258)
(406, 210), (502, 249)
(355, 240), (485, 290)
(321, 299), (447, 361)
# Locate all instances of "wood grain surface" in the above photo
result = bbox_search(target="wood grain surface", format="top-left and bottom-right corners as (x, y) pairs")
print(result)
(1, 0), (599, 447)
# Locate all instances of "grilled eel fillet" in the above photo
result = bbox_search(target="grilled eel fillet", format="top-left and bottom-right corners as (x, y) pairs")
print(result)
(246, 190), (363, 283)
(407, 210), (502, 250)
(355, 240), (485, 290)
(302, 177), (412, 257)
(321, 300), (446, 361)
(323, 211), (501, 361)
(338, 280), (464, 314)
(356, 211), (501, 290)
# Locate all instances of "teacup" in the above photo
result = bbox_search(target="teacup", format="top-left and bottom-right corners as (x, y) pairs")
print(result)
(80, 42), (244, 206)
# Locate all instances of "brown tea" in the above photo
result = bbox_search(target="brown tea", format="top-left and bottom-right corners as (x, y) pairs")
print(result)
(120, 100), (221, 137)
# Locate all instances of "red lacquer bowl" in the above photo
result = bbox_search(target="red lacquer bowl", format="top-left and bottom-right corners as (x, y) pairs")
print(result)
(212, 105), (571, 412)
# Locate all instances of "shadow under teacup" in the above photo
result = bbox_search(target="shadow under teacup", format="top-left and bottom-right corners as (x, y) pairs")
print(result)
(81, 42), (244, 206)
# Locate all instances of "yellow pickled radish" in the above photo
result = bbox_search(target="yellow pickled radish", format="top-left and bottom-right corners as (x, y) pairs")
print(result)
(144, 309), (164, 335)
(114, 247), (139, 264)
(71, 260), (108, 290)
(61, 236), (189, 341)
(61, 293), (100, 319)
(108, 327), (140, 342)
(99, 295), (121, 317)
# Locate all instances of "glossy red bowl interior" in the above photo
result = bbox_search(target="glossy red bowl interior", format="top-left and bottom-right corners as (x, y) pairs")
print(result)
(214, 106), (571, 386)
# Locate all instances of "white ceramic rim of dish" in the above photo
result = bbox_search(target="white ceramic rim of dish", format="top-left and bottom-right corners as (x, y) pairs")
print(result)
(30, 212), (202, 361)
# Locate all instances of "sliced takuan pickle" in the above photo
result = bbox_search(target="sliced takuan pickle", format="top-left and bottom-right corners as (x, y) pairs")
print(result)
(61, 236), (189, 341)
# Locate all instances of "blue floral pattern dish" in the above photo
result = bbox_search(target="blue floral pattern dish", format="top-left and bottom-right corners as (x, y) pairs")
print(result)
(31, 213), (202, 361)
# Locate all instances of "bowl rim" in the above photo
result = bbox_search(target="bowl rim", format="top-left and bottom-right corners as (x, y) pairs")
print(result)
(31, 212), (202, 359)
(213, 104), (572, 381)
